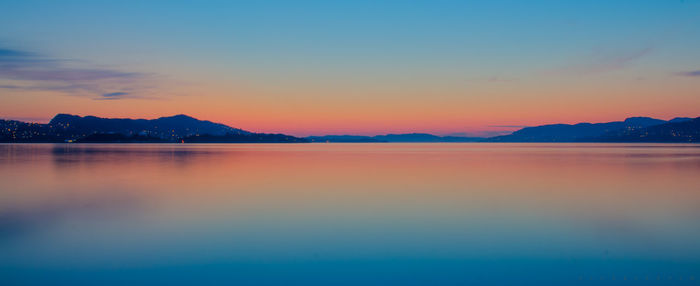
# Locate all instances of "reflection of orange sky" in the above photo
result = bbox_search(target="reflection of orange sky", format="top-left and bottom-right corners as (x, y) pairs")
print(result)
(5, 143), (700, 218)
(3, 73), (699, 136)
(3, 143), (700, 259)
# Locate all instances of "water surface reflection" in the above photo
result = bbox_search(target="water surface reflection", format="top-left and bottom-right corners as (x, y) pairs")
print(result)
(1, 143), (699, 285)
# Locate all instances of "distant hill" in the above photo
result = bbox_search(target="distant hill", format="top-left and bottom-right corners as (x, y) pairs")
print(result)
(0, 119), (58, 142)
(3, 114), (699, 143)
(595, 117), (700, 142)
(1, 114), (306, 143)
(307, 135), (385, 143)
(184, 133), (308, 143)
(49, 114), (248, 141)
(374, 133), (483, 142)
(669, 117), (693, 123)
(487, 117), (692, 142)
(307, 133), (483, 143)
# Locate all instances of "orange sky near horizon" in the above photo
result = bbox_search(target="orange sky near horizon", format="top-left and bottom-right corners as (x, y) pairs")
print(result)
(3, 70), (698, 136)
(1, 1), (699, 136)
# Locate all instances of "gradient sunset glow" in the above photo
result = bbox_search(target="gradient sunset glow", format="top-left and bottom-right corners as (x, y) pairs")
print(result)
(1, 1), (699, 136)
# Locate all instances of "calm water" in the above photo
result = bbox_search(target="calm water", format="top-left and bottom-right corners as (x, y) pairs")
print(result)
(1, 143), (699, 285)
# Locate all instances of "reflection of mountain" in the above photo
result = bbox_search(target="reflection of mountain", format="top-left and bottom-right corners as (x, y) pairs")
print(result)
(1, 114), (307, 143)
(75, 133), (168, 143)
(50, 144), (229, 167)
(487, 117), (698, 142)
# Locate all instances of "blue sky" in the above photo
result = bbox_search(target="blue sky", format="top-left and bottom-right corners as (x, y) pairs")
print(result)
(1, 0), (699, 135)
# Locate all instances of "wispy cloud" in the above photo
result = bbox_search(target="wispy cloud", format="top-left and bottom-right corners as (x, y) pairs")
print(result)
(0, 46), (152, 100)
(0, 67), (139, 82)
(97, 92), (130, 100)
(0, 48), (34, 58)
(675, 70), (700, 77)
(556, 47), (653, 75)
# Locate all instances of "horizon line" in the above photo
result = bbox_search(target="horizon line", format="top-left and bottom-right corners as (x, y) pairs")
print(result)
(1, 113), (698, 138)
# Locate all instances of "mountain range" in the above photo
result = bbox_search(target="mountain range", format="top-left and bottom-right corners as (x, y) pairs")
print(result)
(487, 117), (697, 142)
(50, 113), (248, 137)
(1, 114), (699, 143)
(595, 117), (700, 142)
(1, 114), (304, 143)
(307, 134), (483, 143)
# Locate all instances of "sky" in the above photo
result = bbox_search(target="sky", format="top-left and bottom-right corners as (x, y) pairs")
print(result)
(0, 0), (699, 136)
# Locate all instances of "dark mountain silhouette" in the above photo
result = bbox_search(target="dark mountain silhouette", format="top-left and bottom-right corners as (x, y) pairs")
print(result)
(374, 133), (449, 142)
(307, 135), (385, 143)
(487, 117), (685, 142)
(374, 133), (483, 142)
(307, 133), (483, 143)
(184, 133), (308, 143)
(2, 114), (698, 143)
(595, 117), (700, 142)
(669, 117), (693, 123)
(49, 114), (248, 141)
(0, 119), (58, 142)
(1, 114), (306, 143)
